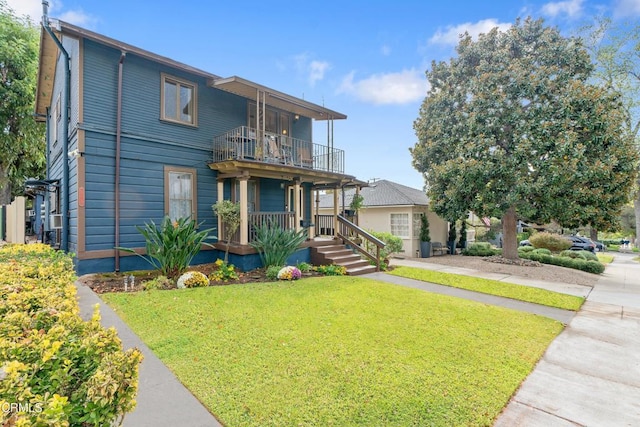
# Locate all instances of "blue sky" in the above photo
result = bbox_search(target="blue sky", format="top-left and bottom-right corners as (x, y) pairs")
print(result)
(9, 0), (640, 189)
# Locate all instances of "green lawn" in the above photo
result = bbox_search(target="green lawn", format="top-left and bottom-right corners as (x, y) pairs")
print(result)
(389, 266), (584, 311)
(597, 253), (614, 264)
(104, 277), (563, 426)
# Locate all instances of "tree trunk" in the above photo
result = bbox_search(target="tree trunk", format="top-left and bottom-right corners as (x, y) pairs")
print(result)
(502, 206), (519, 260)
(589, 227), (598, 242)
(0, 164), (11, 206)
(635, 192), (640, 248)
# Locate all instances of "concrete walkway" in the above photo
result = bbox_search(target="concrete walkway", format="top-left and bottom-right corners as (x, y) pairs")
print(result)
(74, 282), (223, 427)
(386, 253), (640, 426)
(495, 252), (640, 426)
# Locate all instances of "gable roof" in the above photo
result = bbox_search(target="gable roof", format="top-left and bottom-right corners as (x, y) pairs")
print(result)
(318, 179), (429, 209)
(36, 19), (346, 121)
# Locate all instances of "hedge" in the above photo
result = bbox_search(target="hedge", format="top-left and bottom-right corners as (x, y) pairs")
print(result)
(521, 250), (605, 274)
(0, 244), (143, 426)
(461, 242), (501, 257)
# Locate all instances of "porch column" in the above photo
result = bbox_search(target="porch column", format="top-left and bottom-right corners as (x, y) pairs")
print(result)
(310, 188), (318, 239)
(354, 186), (361, 226)
(239, 177), (249, 245)
(294, 180), (301, 232)
(217, 179), (224, 242)
(333, 186), (339, 238)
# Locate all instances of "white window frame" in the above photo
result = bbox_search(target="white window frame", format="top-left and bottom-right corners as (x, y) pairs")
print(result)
(412, 212), (422, 239)
(164, 166), (197, 222)
(161, 73), (197, 126)
(390, 213), (410, 238)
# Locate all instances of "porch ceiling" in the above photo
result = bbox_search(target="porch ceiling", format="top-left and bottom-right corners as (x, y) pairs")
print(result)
(209, 76), (347, 121)
(208, 160), (365, 187)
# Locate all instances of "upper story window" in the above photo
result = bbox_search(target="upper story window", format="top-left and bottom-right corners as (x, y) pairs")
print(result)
(161, 73), (197, 126)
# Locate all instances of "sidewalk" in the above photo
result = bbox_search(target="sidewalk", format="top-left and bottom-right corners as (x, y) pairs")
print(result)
(495, 252), (640, 426)
(74, 281), (223, 427)
(387, 253), (640, 426)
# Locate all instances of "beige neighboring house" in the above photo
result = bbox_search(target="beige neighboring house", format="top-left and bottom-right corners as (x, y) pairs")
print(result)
(317, 179), (449, 256)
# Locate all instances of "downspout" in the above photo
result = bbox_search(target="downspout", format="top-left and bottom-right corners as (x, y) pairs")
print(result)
(115, 52), (126, 272)
(42, 1), (70, 252)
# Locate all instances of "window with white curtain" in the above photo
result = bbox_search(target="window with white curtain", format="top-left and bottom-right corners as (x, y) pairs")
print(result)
(390, 213), (409, 238)
(164, 167), (197, 221)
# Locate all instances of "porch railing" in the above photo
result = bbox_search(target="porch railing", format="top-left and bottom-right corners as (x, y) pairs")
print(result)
(212, 126), (344, 174)
(222, 211), (297, 244)
(337, 215), (386, 271)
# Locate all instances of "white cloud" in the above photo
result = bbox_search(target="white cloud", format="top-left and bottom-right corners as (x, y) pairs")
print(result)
(308, 60), (330, 86)
(429, 19), (512, 46)
(58, 9), (97, 27)
(5, 0), (96, 27)
(5, 0), (44, 23)
(541, 0), (585, 18)
(293, 53), (331, 86)
(381, 44), (392, 56)
(337, 69), (426, 105)
(613, 0), (640, 17)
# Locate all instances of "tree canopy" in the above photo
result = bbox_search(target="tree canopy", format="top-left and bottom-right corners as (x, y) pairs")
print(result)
(581, 18), (640, 245)
(411, 18), (638, 259)
(0, 0), (45, 205)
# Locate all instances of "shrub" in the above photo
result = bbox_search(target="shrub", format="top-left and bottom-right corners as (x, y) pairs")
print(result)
(117, 216), (215, 279)
(250, 221), (308, 268)
(462, 242), (499, 257)
(143, 275), (174, 290)
(532, 248), (552, 256)
(559, 250), (587, 260)
(364, 231), (403, 261)
(314, 264), (347, 276)
(419, 213), (431, 242)
(577, 250), (598, 261)
(518, 245), (535, 253)
(209, 259), (239, 282)
(266, 265), (283, 281)
(177, 271), (210, 288)
(277, 266), (302, 280)
(0, 244), (142, 426)
(296, 262), (312, 273)
(528, 232), (571, 252)
(520, 247), (605, 274)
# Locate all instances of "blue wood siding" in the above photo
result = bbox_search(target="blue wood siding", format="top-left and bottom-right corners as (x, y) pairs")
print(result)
(259, 179), (285, 211)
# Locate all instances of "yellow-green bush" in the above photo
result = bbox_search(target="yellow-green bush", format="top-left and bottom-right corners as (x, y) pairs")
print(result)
(528, 232), (572, 252)
(0, 244), (143, 426)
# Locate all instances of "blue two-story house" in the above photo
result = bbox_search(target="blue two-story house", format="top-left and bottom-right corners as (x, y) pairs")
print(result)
(35, 17), (368, 275)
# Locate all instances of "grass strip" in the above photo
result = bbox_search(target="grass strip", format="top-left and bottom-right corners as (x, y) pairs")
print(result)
(389, 266), (584, 311)
(104, 277), (563, 427)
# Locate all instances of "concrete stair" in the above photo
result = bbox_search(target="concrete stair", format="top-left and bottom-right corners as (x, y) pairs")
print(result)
(310, 244), (377, 276)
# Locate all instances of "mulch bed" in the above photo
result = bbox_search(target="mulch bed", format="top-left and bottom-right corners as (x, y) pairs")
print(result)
(78, 263), (320, 294)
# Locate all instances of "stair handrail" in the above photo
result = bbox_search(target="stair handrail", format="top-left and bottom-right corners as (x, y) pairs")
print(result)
(337, 215), (386, 271)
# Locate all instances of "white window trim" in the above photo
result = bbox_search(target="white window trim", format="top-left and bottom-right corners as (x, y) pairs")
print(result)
(160, 73), (198, 127)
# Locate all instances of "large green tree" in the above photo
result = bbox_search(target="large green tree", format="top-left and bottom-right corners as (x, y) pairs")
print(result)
(411, 18), (638, 259)
(581, 18), (640, 246)
(0, 0), (45, 205)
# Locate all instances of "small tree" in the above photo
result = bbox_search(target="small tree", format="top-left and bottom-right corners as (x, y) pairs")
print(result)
(420, 213), (431, 242)
(212, 200), (241, 263)
(458, 220), (467, 248)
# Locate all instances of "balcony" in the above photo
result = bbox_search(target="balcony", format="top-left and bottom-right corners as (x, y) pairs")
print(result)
(212, 126), (345, 174)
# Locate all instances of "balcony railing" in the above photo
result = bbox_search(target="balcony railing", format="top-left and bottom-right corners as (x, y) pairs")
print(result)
(212, 126), (344, 174)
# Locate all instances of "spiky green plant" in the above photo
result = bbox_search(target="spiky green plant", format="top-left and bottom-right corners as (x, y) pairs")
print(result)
(250, 220), (307, 267)
(117, 216), (215, 279)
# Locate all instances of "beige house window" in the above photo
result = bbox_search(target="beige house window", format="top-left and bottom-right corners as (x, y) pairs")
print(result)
(390, 213), (410, 238)
(161, 73), (197, 126)
(412, 213), (422, 238)
(164, 166), (197, 221)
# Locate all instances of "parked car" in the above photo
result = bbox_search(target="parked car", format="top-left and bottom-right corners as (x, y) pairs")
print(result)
(519, 239), (532, 246)
(566, 235), (596, 252)
(593, 241), (606, 252)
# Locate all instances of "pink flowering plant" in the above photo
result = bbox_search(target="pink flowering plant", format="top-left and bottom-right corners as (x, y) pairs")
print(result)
(277, 266), (302, 281)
